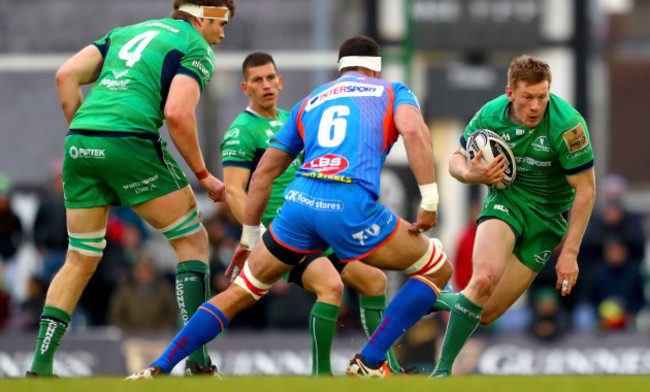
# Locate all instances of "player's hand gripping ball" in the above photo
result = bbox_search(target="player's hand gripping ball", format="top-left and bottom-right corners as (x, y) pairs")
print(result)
(465, 129), (517, 190)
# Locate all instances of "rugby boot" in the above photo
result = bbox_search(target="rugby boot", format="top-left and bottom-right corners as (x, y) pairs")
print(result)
(124, 365), (163, 380)
(184, 359), (223, 378)
(346, 354), (391, 378)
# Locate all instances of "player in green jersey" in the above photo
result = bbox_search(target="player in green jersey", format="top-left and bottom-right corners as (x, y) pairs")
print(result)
(26, 0), (236, 377)
(220, 52), (402, 375)
(431, 55), (596, 377)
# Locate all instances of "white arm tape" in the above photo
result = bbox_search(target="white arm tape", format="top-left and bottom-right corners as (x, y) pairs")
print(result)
(240, 224), (265, 251)
(419, 182), (439, 212)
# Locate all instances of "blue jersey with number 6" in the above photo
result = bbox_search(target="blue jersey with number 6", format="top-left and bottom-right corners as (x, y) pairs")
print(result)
(268, 72), (421, 261)
(271, 72), (419, 200)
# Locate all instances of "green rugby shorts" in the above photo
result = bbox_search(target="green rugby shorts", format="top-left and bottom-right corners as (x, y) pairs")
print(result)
(478, 190), (567, 273)
(62, 130), (189, 208)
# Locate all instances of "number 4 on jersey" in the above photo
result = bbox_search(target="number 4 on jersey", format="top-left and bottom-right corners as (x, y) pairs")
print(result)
(119, 31), (159, 67)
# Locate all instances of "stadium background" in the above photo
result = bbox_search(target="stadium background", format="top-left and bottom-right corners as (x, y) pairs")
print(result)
(1, 0), (650, 377)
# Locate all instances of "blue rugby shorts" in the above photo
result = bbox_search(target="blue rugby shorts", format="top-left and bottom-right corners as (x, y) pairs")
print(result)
(269, 176), (399, 262)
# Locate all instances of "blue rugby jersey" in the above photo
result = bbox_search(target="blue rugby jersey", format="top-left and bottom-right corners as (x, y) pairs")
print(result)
(270, 72), (420, 199)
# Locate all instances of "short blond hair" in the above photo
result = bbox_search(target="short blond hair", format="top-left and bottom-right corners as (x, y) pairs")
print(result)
(507, 55), (552, 90)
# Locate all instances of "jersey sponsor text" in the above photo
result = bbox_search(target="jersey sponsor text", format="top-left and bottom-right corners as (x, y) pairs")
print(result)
(99, 78), (131, 90)
(69, 146), (106, 159)
(305, 82), (384, 111)
(138, 21), (179, 33)
(303, 154), (349, 175)
(284, 190), (344, 211)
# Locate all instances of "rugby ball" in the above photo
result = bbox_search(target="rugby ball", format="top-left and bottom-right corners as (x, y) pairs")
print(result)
(465, 129), (516, 190)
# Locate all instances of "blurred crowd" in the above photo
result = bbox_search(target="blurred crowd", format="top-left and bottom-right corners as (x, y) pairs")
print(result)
(1, 165), (649, 342)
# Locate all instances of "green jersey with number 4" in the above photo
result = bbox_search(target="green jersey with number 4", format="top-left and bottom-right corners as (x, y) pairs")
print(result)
(70, 18), (215, 134)
(220, 109), (303, 228)
(464, 93), (594, 216)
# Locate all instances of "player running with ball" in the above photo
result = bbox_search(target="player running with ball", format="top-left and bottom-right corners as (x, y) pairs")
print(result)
(431, 55), (596, 377)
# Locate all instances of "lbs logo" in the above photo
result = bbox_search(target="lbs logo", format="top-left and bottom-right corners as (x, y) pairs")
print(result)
(304, 154), (348, 175)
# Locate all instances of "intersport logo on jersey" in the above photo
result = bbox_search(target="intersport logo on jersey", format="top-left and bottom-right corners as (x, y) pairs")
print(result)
(303, 154), (348, 175)
(305, 82), (384, 111)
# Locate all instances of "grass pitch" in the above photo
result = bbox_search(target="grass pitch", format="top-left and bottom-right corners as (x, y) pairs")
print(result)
(3, 375), (650, 392)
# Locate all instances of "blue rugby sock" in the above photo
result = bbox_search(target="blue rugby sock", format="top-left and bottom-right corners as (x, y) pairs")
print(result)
(360, 277), (438, 366)
(151, 302), (228, 374)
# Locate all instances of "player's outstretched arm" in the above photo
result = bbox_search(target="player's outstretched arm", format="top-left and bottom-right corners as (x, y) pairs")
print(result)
(394, 103), (438, 233)
(243, 147), (294, 226)
(224, 167), (252, 224)
(166, 74), (226, 201)
(226, 147), (293, 280)
(55, 45), (103, 125)
(556, 168), (596, 296)
(394, 104), (435, 186)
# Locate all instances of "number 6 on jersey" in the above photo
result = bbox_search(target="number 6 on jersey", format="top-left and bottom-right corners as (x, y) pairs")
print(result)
(318, 105), (349, 147)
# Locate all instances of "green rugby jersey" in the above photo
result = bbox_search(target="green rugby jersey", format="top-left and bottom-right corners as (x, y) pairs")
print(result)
(70, 18), (215, 134)
(221, 109), (303, 227)
(463, 94), (594, 216)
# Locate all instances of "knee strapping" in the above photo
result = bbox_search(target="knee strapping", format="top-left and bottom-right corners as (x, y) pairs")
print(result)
(403, 238), (447, 277)
(160, 207), (203, 240)
(68, 229), (107, 257)
(233, 262), (272, 300)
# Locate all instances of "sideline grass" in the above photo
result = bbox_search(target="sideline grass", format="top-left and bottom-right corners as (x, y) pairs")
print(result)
(3, 375), (650, 392)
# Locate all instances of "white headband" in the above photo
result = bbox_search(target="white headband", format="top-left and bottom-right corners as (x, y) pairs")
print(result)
(178, 4), (230, 21)
(337, 56), (382, 72)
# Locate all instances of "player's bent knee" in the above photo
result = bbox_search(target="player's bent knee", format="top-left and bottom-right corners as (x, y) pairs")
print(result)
(233, 261), (272, 301)
(468, 274), (496, 297)
(403, 238), (447, 277)
(68, 229), (107, 257)
(314, 269), (344, 294)
(368, 272), (387, 295)
(313, 276), (344, 303)
(356, 269), (387, 296)
(160, 207), (203, 240)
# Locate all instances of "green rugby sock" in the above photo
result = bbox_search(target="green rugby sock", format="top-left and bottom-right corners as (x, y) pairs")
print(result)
(29, 306), (71, 376)
(176, 260), (211, 367)
(433, 294), (483, 375)
(359, 294), (401, 373)
(431, 291), (459, 312)
(309, 301), (339, 375)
